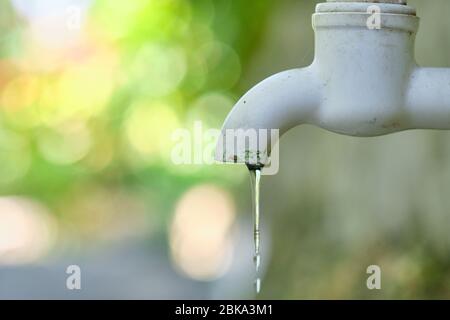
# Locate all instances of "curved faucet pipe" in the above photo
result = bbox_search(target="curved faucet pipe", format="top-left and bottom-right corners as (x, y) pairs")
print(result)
(215, 67), (320, 164)
(215, 0), (450, 168)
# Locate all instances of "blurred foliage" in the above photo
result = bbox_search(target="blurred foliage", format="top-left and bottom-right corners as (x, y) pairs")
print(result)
(0, 0), (274, 226)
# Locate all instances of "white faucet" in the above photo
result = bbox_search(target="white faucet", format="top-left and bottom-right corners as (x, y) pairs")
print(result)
(215, 0), (450, 167)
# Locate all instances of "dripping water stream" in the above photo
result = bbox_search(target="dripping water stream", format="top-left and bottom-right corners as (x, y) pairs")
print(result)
(248, 165), (262, 295)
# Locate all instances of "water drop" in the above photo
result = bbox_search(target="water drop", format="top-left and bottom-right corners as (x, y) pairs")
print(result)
(248, 165), (262, 295)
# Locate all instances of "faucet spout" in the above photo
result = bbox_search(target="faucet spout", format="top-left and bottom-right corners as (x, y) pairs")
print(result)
(216, 1), (450, 169)
(215, 67), (320, 165)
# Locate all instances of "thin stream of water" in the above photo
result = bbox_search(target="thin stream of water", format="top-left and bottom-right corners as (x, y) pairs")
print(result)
(249, 167), (262, 295)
